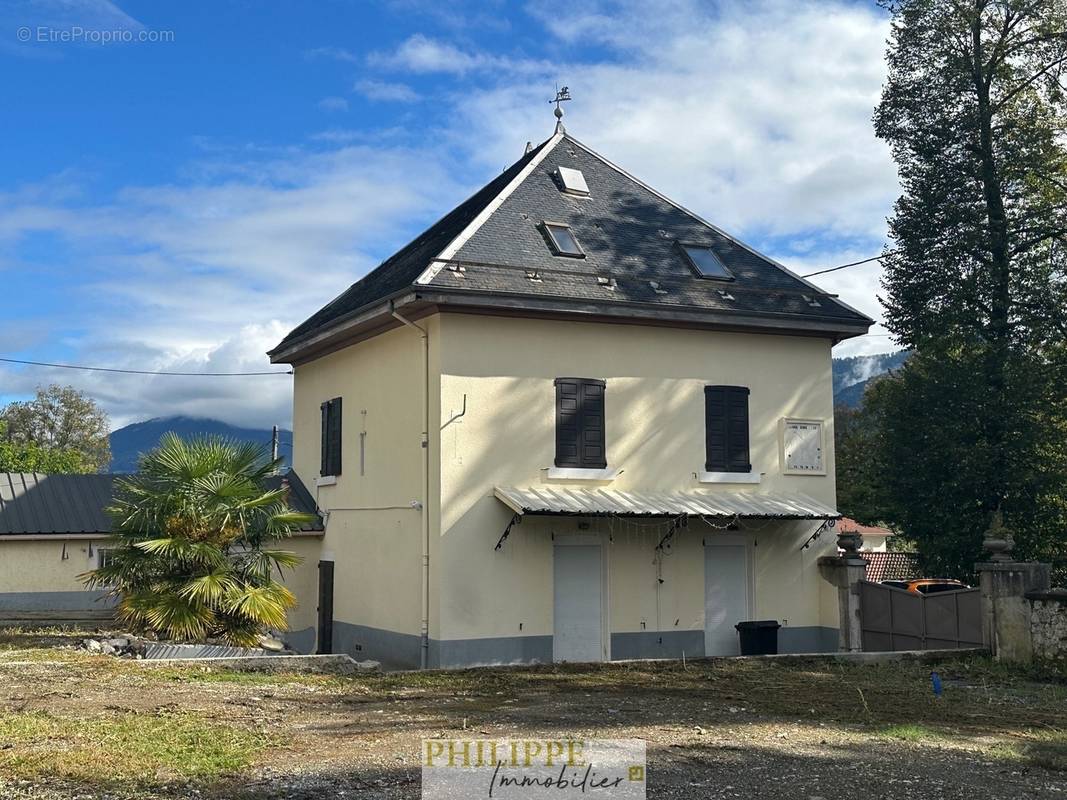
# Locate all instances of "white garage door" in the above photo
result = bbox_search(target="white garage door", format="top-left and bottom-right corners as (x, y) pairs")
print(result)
(704, 542), (750, 656)
(553, 544), (603, 663)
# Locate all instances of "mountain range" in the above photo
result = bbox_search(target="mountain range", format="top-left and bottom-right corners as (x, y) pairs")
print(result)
(109, 417), (292, 473)
(832, 350), (908, 408)
(107, 351), (905, 472)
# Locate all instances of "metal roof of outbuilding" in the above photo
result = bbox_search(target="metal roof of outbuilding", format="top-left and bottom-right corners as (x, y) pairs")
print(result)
(0, 472), (323, 536)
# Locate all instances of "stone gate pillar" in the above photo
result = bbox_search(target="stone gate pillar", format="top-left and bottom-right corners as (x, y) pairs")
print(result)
(975, 514), (1050, 662)
(818, 530), (868, 652)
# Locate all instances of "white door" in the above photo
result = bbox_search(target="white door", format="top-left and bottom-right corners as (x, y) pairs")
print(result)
(553, 544), (603, 662)
(704, 542), (751, 656)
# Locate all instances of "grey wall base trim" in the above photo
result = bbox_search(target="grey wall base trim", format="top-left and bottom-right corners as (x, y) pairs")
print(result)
(282, 626), (316, 655)
(326, 621), (840, 669)
(332, 620), (424, 670)
(778, 626), (838, 654)
(611, 630), (704, 661)
(0, 590), (114, 611)
(432, 635), (553, 669)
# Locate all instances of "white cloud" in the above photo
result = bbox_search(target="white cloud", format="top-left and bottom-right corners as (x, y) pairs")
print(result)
(369, 33), (546, 75)
(0, 143), (468, 429)
(305, 45), (360, 63)
(4, 0), (901, 432)
(317, 96), (350, 112)
(354, 79), (420, 103)
(449, 0), (896, 243)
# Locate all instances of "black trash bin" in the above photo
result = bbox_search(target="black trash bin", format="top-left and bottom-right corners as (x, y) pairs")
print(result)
(735, 620), (781, 655)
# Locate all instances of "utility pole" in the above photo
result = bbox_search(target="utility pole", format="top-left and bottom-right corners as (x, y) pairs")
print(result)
(270, 425), (279, 470)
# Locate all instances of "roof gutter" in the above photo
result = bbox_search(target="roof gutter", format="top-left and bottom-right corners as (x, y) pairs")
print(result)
(390, 302), (432, 670)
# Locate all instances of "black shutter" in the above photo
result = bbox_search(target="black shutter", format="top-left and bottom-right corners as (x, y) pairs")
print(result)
(705, 386), (750, 473)
(555, 378), (607, 469)
(328, 397), (342, 476)
(320, 401), (329, 476)
(321, 397), (343, 476)
(580, 380), (607, 468)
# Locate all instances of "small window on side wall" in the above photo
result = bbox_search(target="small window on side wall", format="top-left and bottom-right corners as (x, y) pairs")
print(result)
(542, 222), (585, 258)
(555, 378), (606, 469)
(705, 386), (750, 473)
(320, 397), (342, 476)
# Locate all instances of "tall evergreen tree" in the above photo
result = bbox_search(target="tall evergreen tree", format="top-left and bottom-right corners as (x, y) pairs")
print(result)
(872, 0), (1067, 574)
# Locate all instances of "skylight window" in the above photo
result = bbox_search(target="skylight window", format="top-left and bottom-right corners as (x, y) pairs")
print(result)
(681, 244), (733, 280)
(556, 166), (590, 196)
(542, 222), (584, 258)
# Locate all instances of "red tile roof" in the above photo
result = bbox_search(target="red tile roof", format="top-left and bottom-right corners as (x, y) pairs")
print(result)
(864, 552), (919, 582)
(837, 517), (893, 536)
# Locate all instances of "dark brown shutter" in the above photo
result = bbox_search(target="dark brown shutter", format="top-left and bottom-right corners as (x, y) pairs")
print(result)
(706, 386), (750, 472)
(555, 378), (606, 469)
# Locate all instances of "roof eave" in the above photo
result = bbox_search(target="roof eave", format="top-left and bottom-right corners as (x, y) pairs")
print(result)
(270, 284), (872, 365)
(419, 287), (873, 340)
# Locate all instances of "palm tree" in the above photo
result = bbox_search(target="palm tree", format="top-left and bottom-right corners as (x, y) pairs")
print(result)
(83, 434), (316, 646)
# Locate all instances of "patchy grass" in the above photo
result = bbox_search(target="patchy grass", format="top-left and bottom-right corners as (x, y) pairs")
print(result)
(880, 723), (948, 742)
(0, 710), (269, 782)
(990, 730), (1067, 772)
(146, 665), (346, 688)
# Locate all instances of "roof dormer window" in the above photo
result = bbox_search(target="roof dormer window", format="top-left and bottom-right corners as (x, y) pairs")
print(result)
(680, 243), (733, 280)
(555, 166), (590, 197)
(542, 222), (585, 258)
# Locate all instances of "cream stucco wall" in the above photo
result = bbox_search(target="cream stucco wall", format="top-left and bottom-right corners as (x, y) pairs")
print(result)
(274, 535), (326, 648)
(290, 321), (439, 647)
(435, 313), (842, 652)
(0, 537), (107, 594)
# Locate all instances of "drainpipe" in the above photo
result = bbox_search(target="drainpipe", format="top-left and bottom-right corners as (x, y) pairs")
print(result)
(391, 304), (431, 669)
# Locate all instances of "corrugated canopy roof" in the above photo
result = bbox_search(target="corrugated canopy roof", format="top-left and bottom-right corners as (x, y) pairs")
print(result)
(0, 472), (323, 536)
(494, 486), (839, 520)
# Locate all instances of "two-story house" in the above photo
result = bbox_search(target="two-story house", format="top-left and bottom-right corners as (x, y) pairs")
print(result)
(268, 126), (873, 669)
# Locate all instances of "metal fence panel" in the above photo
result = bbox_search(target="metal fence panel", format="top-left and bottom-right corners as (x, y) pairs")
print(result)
(859, 582), (981, 651)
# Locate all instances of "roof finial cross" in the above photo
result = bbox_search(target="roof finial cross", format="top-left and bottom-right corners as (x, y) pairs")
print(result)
(550, 85), (571, 133)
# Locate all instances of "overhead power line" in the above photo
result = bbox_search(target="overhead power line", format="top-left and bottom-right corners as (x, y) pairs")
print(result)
(801, 250), (900, 278)
(0, 356), (293, 377)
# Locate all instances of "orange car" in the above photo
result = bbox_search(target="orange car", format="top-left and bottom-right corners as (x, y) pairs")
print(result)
(883, 579), (969, 595)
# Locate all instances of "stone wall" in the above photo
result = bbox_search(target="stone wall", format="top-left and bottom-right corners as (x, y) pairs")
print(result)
(1028, 590), (1067, 660)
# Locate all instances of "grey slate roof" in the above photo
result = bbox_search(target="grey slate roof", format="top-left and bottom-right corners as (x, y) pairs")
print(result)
(271, 132), (871, 358)
(0, 472), (323, 536)
(275, 137), (552, 350)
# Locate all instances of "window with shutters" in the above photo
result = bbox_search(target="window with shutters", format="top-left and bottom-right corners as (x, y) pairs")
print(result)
(705, 386), (750, 473)
(320, 397), (342, 477)
(554, 378), (607, 469)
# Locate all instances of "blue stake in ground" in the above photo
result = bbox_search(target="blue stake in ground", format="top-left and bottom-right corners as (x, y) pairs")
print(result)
(931, 671), (943, 698)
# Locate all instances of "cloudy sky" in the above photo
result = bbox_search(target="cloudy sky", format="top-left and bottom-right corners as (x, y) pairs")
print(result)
(2, 0), (900, 431)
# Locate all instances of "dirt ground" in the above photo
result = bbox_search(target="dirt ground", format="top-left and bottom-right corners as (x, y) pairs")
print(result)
(1, 630), (1065, 799)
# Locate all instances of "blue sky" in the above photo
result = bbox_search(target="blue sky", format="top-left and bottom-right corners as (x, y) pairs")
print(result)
(2, 0), (898, 430)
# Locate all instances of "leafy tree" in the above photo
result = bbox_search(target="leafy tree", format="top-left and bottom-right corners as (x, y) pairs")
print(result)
(82, 434), (314, 646)
(1, 385), (111, 472)
(871, 0), (1067, 574)
(0, 421), (94, 473)
(834, 401), (890, 527)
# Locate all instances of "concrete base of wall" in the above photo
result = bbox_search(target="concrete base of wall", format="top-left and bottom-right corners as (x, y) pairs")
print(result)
(328, 622), (840, 669)
(333, 621), (424, 670)
(432, 635), (553, 669)
(0, 590), (114, 611)
(610, 630), (704, 660)
(779, 626), (839, 654)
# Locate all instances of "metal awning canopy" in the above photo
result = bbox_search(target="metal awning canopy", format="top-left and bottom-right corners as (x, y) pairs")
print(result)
(494, 486), (839, 520)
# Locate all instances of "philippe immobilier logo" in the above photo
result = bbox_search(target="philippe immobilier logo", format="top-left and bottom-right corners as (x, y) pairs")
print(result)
(422, 738), (646, 798)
